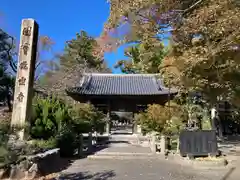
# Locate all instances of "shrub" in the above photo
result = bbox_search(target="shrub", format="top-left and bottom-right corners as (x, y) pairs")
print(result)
(29, 138), (57, 152)
(0, 121), (10, 164)
(30, 96), (106, 156)
(164, 116), (185, 136)
(56, 124), (77, 157)
(70, 103), (105, 134)
(30, 96), (71, 140)
(0, 121), (24, 164)
(135, 102), (187, 135)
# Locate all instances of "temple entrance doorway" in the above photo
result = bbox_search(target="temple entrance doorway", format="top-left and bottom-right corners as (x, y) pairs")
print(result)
(110, 111), (133, 135)
(66, 73), (177, 137)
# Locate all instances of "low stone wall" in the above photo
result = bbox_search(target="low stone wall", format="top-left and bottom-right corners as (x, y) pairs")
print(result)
(0, 148), (60, 179)
(135, 133), (169, 155)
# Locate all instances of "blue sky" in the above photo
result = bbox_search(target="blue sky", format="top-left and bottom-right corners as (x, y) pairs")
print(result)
(0, 0), (126, 73)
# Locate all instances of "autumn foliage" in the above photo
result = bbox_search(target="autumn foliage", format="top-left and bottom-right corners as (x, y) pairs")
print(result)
(135, 102), (187, 135)
(104, 0), (240, 106)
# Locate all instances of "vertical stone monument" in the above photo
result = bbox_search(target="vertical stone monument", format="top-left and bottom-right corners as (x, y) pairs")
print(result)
(11, 19), (39, 140)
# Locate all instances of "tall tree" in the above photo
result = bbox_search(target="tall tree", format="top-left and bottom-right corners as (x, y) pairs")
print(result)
(0, 28), (55, 110)
(60, 31), (104, 69)
(104, 0), (240, 106)
(0, 28), (16, 73)
(0, 29), (15, 111)
(115, 42), (167, 73)
(34, 36), (55, 80)
(38, 30), (111, 99)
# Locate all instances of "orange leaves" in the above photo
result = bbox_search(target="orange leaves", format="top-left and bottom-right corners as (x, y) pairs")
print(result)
(38, 36), (55, 52)
(95, 30), (119, 53)
(160, 56), (181, 82)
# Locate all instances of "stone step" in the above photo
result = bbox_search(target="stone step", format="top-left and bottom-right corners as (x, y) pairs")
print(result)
(94, 151), (154, 156)
(87, 154), (158, 160)
(87, 151), (157, 160)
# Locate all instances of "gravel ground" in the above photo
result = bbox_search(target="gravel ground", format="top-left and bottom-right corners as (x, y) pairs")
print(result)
(58, 158), (234, 180)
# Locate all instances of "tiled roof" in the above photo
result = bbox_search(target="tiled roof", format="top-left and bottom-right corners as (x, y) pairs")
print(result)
(66, 73), (177, 96)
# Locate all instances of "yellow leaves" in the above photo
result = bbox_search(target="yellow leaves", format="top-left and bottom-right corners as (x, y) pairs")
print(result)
(136, 102), (185, 134)
(160, 56), (181, 85)
(107, 0), (240, 103)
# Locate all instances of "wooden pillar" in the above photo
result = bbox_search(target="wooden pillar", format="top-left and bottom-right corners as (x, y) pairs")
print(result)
(105, 101), (111, 135)
(88, 132), (93, 153)
(11, 19), (39, 140)
(106, 112), (110, 135)
(77, 134), (83, 157)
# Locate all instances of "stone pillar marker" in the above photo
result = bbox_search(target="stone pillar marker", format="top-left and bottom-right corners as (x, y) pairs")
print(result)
(11, 19), (39, 139)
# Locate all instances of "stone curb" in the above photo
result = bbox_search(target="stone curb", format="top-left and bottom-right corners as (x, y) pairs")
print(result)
(94, 152), (154, 156)
(87, 155), (158, 160)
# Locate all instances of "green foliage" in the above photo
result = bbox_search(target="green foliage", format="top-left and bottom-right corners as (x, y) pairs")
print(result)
(70, 103), (105, 134)
(30, 96), (105, 156)
(30, 96), (71, 140)
(38, 31), (111, 97)
(0, 28), (16, 73)
(0, 29), (16, 111)
(164, 116), (185, 136)
(115, 42), (167, 74)
(0, 121), (19, 164)
(202, 118), (212, 130)
(60, 30), (103, 69)
(29, 138), (57, 151)
(56, 124), (77, 157)
(0, 121), (10, 148)
(30, 96), (105, 140)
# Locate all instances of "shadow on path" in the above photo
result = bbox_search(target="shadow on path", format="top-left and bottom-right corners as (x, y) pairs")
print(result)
(58, 170), (116, 180)
(220, 167), (236, 180)
(40, 137), (111, 177)
(39, 157), (74, 177)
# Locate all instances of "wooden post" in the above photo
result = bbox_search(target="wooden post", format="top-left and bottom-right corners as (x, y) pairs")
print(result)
(106, 113), (110, 135)
(11, 19), (39, 140)
(106, 103), (111, 135)
(88, 132), (93, 153)
(78, 134), (83, 157)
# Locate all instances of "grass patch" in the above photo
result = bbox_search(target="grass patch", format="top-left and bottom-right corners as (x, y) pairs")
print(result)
(28, 138), (57, 151)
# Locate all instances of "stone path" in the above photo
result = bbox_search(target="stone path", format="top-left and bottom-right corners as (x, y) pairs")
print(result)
(56, 134), (240, 180)
(88, 134), (153, 159)
(59, 158), (233, 180)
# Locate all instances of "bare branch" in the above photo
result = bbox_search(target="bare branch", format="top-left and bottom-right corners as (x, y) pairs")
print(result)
(183, 0), (204, 15)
